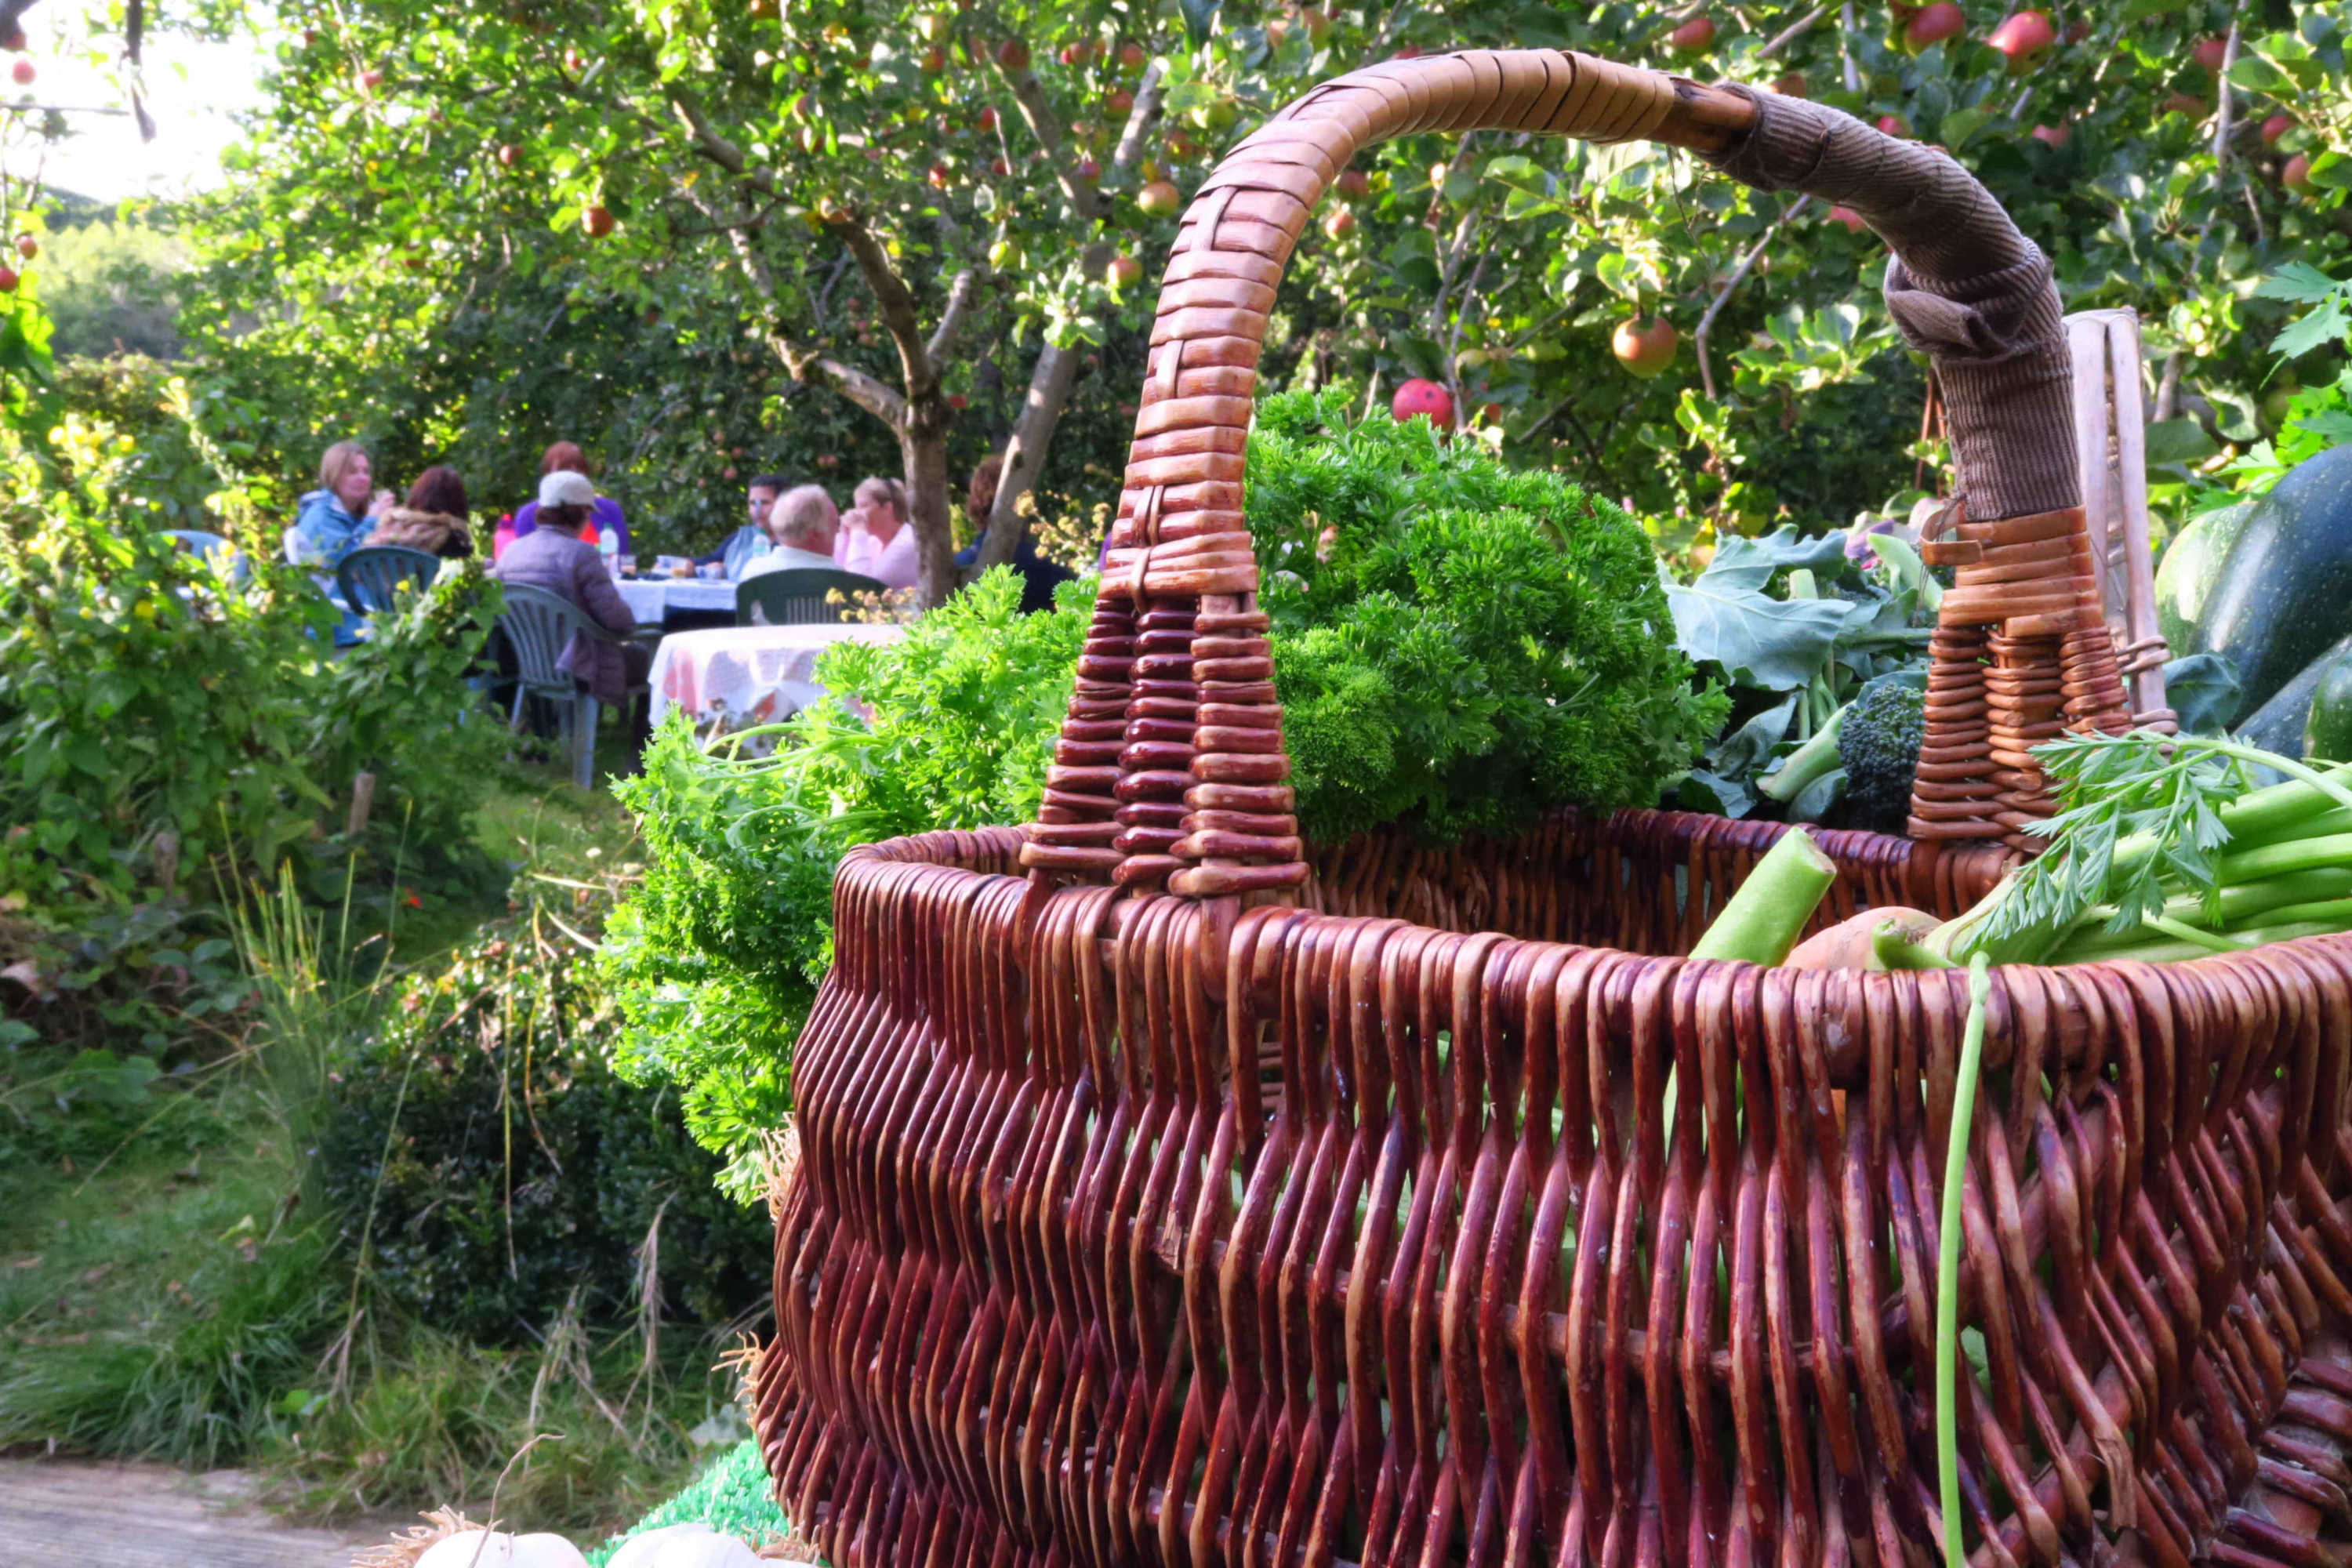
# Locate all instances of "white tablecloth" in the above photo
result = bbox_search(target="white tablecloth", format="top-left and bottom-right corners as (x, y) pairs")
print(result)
(650, 622), (906, 734)
(616, 577), (739, 625)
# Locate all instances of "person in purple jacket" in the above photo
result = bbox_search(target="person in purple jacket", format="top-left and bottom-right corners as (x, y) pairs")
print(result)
(503, 441), (631, 557)
(492, 470), (651, 754)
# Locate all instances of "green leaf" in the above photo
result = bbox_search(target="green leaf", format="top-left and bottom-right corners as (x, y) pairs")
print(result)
(1666, 578), (1851, 691)
(2144, 418), (2220, 465)
(2225, 55), (2287, 92)
(2255, 262), (2344, 303)
(1176, 0), (1218, 46)
(1940, 107), (1992, 149)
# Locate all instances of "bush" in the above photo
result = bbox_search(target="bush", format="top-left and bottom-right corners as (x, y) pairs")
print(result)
(318, 920), (770, 1343)
(604, 567), (1088, 1195)
(0, 415), (506, 1044)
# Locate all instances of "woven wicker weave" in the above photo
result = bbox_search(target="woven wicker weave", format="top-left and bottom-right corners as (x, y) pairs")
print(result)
(753, 49), (2352, 1568)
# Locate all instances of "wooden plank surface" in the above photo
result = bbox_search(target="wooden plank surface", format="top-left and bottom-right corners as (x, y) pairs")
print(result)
(0, 1457), (372, 1567)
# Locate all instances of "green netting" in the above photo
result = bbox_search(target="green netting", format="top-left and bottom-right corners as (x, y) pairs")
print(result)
(586, 1441), (792, 1566)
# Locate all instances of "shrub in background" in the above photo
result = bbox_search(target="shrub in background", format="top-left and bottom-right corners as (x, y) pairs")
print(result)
(604, 568), (1088, 1195)
(317, 919), (770, 1343)
(0, 416), (506, 1045)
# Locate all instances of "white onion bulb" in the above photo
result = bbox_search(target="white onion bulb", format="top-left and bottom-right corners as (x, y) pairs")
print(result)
(606, 1522), (764, 1568)
(416, 1530), (591, 1568)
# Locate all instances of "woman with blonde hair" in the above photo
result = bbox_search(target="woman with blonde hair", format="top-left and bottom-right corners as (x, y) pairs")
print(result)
(835, 474), (917, 590)
(292, 440), (393, 568)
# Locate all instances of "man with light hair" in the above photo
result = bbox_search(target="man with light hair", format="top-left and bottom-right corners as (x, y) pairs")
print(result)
(740, 484), (842, 579)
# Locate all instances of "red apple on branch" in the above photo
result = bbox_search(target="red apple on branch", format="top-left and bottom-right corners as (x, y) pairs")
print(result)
(995, 37), (1030, 70)
(1323, 208), (1356, 240)
(583, 204), (615, 237)
(1612, 317), (1678, 379)
(1106, 86), (1134, 115)
(1107, 254), (1143, 287)
(1335, 168), (1370, 199)
(2190, 34), (2228, 73)
(2029, 122), (2070, 147)
(1826, 205), (1869, 233)
(1902, 2), (1965, 52)
(7, 57), (31, 86)
(14, 236), (34, 260)
(1119, 42), (1146, 72)
(1773, 71), (1808, 98)
(1668, 15), (1716, 54)
(1136, 179), (1182, 216)
(496, 143), (520, 167)
(1875, 113), (1911, 138)
(1390, 379), (1454, 426)
(976, 106), (997, 131)
(1987, 10), (2054, 74)
(2282, 154), (2314, 193)
(2261, 113), (2294, 147)
(923, 46), (946, 72)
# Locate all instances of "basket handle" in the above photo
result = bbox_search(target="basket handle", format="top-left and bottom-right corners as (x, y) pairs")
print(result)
(1020, 49), (2084, 897)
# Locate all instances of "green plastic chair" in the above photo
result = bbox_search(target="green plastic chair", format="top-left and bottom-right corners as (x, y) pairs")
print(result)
(735, 567), (886, 626)
(494, 584), (648, 789)
(336, 545), (442, 617)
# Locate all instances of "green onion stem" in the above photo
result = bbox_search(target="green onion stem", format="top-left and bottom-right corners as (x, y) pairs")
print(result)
(1938, 955), (1991, 1568)
(2061, 868), (2352, 952)
(2216, 832), (2352, 887)
(2241, 895), (2352, 931)
(2140, 913), (2250, 953)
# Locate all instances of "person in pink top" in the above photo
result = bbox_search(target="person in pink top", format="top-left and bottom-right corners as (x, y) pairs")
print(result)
(834, 475), (919, 590)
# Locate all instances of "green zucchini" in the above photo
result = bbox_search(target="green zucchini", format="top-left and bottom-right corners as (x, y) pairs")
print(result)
(2154, 500), (2251, 655)
(2308, 645), (2352, 764)
(2235, 633), (2352, 760)
(2192, 445), (2352, 714)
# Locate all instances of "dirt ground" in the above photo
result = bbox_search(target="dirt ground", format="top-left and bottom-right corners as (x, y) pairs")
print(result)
(0, 1456), (374, 1567)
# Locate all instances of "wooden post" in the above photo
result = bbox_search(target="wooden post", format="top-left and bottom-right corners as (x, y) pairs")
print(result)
(347, 771), (376, 839)
(2065, 308), (2175, 731)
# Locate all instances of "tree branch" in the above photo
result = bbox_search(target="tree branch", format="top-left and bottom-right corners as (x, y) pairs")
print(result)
(681, 180), (909, 426)
(1759, 4), (1831, 58)
(1695, 194), (1811, 399)
(924, 268), (980, 368)
(972, 62), (1168, 571)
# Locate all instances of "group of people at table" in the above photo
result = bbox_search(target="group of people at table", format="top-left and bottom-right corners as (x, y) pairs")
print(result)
(287, 436), (1062, 757)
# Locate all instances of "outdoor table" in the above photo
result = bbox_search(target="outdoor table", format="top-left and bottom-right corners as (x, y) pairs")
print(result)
(615, 575), (739, 629)
(649, 621), (905, 739)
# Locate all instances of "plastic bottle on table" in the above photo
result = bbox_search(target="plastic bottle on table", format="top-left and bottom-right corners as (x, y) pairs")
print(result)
(598, 529), (620, 578)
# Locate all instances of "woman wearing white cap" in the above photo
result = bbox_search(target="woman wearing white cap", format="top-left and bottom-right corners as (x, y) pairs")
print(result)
(490, 470), (651, 754)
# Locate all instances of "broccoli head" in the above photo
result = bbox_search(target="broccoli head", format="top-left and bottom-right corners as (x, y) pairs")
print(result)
(1837, 673), (1926, 834)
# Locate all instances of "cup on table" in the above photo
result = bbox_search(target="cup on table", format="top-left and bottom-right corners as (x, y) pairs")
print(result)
(617, 555), (636, 578)
(655, 554), (692, 579)
(697, 561), (725, 580)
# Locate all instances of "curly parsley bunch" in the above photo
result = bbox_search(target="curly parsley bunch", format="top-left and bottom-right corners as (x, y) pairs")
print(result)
(1251, 387), (1726, 843)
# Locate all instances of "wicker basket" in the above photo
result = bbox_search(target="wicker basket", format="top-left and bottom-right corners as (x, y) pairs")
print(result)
(753, 49), (2352, 1568)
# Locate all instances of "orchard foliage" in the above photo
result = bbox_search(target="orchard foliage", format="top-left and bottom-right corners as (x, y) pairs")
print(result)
(165, 0), (2352, 569)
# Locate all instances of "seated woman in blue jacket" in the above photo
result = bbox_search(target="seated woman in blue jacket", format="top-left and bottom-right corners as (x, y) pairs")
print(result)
(292, 441), (392, 568)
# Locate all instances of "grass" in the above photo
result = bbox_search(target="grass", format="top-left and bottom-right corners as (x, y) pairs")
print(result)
(0, 759), (741, 1538)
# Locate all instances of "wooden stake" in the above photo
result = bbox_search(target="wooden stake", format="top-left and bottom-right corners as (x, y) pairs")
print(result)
(347, 772), (376, 839)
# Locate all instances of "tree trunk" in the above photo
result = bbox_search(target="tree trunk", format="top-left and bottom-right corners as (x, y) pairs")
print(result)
(902, 419), (957, 609)
(973, 326), (1088, 573)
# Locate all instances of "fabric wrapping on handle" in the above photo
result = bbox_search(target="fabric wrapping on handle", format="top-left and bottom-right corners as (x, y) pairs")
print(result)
(1698, 86), (2077, 523)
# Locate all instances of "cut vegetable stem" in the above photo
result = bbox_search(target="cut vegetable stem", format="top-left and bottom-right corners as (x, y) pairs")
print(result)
(1690, 828), (1838, 966)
